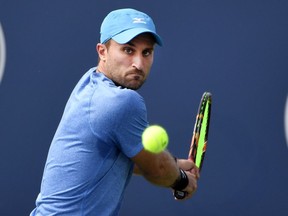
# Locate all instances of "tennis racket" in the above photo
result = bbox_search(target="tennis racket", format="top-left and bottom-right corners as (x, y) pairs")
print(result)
(174, 92), (212, 199)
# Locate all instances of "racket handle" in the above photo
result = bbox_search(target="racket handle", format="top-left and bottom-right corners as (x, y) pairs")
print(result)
(173, 190), (187, 199)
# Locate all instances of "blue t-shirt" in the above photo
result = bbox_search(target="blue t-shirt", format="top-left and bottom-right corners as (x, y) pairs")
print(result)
(30, 68), (147, 216)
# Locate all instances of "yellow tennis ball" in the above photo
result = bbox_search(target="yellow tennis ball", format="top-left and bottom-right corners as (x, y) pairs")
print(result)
(142, 125), (169, 153)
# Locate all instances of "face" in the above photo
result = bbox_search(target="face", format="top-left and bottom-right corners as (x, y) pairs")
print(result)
(97, 33), (155, 90)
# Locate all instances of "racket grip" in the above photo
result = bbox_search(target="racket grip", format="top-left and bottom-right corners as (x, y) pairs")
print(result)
(173, 190), (187, 199)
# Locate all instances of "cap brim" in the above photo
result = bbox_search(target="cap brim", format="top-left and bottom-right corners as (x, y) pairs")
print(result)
(112, 28), (163, 46)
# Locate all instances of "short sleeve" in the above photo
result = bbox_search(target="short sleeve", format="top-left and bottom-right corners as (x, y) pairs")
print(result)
(113, 90), (148, 157)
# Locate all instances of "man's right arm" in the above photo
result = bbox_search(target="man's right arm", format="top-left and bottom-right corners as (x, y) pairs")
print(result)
(131, 149), (198, 199)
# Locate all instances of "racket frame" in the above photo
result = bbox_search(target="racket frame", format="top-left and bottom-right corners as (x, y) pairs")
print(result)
(173, 92), (212, 199)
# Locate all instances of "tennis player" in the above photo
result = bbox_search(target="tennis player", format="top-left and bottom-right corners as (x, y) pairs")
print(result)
(30, 8), (199, 216)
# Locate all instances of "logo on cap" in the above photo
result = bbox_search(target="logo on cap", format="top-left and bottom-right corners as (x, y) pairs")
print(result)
(133, 18), (147, 24)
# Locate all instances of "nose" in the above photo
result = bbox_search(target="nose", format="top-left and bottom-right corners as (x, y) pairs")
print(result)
(132, 55), (144, 71)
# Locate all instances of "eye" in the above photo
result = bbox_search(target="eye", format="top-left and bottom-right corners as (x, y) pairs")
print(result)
(143, 49), (153, 57)
(123, 47), (134, 54)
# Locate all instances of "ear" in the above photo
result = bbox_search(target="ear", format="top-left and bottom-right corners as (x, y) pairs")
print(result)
(96, 43), (107, 61)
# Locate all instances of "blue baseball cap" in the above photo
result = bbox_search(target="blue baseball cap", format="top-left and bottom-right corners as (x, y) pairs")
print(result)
(100, 8), (163, 46)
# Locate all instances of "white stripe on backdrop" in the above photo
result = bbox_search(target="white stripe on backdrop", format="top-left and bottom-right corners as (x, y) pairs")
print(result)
(0, 23), (6, 84)
(285, 95), (288, 147)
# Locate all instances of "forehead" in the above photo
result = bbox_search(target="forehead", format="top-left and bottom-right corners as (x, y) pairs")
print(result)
(130, 33), (156, 46)
(109, 33), (156, 48)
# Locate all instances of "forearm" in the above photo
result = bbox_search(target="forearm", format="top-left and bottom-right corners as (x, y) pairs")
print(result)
(133, 149), (199, 200)
(132, 150), (179, 187)
(144, 153), (179, 187)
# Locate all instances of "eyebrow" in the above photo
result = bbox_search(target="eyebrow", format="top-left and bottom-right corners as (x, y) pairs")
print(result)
(126, 41), (154, 50)
(126, 42), (135, 47)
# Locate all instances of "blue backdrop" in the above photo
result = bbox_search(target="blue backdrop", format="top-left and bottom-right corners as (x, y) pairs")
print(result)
(0, 0), (287, 215)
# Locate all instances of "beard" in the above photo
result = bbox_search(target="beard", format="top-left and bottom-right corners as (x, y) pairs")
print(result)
(110, 69), (147, 90)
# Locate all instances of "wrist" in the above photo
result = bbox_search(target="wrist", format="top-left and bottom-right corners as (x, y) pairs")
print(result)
(170, 168), (189, 190)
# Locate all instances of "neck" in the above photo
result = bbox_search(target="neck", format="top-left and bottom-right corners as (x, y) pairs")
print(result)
(96, 63), (109, 77)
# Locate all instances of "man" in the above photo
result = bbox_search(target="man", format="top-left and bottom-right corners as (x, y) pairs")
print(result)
(30, 8), (199, 216)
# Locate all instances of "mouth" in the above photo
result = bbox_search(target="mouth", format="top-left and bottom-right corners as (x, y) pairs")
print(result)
(123, 71), (146, 90)
(127, 70), (144, 80)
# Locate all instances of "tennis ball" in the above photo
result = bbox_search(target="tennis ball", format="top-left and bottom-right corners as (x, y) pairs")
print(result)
(142, 125), (169, 153)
